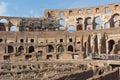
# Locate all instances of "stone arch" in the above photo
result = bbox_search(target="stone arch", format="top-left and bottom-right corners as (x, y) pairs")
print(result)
(8, 45), (14, 53)
(68, 45), (73, 52)
(108, 39), (115, 54)
(97, 68), (105, 75)
(18, 46), (24, 52)
(109, 13), (120, 28)
(85, 17), (92, 30)
(59, 26), (65, 30)
(0, 18), (8, 24)
(16, 46), (24, 56)
(0, 38), (3, 43)
(60, 11), (64, 17)
(59, 19), (65, 25)
(95, 16), (101, 24)
(36, 51), (42, 58)
(48, 45), (54, 52)
(68, 25), (75, 32)
(94, 16), (101, 29)
(114, 5), (119, 10)
(10, 26), (17, 31)
(29, 46), (35, 53)
(76, 17), (83, 24)
(104, 22), (109, 29)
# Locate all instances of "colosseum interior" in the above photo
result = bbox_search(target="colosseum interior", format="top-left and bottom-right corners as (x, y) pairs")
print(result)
(0, 2), (119, 80)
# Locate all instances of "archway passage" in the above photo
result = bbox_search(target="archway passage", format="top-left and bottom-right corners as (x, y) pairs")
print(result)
(36, 51), (42, 58)
(16, 46), (24, 56)
(58, 45), (64, 53)
(18, 46), (24, 52)
(77, 24), (82, 30)
(48, 45), (54, 52)
(29, 46), (34, 53)
(8, 45), (14, 53)
(68, 45), (73, 52)
(108, 40), (115, 54)
(68, 25), (75, 32)
(10, 26), (17, 31)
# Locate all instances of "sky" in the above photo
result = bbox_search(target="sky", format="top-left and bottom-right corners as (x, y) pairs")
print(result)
(0, 0), (120, 17)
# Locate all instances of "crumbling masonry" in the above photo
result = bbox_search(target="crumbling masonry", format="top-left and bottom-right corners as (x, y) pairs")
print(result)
(0, 2), (119, 80)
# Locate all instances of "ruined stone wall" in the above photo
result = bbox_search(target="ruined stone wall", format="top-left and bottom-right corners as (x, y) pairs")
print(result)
(87, 68), (119, 80)
(44, 3), (120, 31)
(0, 27), (120, 60)
(0, 3), (120, 60)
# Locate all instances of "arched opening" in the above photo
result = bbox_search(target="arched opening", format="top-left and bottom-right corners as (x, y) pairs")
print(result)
(29, 46), (34, 53)
(104, 23), (109, 29)
(108, 40), (115, 54)
(36, 51), (42, 58)
(95, 24), (100, 29)
(10, 26), (17, 31)
(86, 25), (91, 30)
(0, 19), (8, 31)
(68, 45), (73, 52)
(48, 45), (54, 52)
(59, 26), (65, 30)
(78, 10), (82, 14)
(18, 46), (24, 52)
(77, 24), (82, 30)
(60, 12), (64, 17)
(59, 19), (65, 25)
(95, 16), (101, 24)
(0, 19), (8, 24)
(68, 25), (75, 32)
(105, 7), (109, 14)
(114, 21), (119, 28)
(16, 46), (24, 56)
(85, 17), (92, 30)
(98, 69), (104, 75)
(58, 45), (64, 53)
(0, 39), (3, 43)
(110, 13), (119, 28)
(114, 5), (119, 10)
(76, 17), (83, 24)
(8, 45), (14, 53)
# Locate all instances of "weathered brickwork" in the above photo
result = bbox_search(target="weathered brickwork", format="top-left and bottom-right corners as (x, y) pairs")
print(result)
(0, 2), (119, 80)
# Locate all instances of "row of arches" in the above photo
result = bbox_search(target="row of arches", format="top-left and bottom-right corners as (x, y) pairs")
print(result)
(59, 4), (119, 17)
(76, 13), (120, 30)
(83, 34), (117, 56)
(48, 45), (73, 53)
(7, 45), (74, 55)
(0, 18), (17, 31)
(59, 13), (120, 32)
(8, 45), (35, 54)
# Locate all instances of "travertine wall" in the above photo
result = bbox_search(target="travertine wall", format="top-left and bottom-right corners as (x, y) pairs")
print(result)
(0, 3), (119, 61)
(44, 3), (120, 31)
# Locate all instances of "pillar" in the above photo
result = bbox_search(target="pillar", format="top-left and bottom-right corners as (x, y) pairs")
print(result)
(106, 40), (109, 58)
(86, 42), (88, 57)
